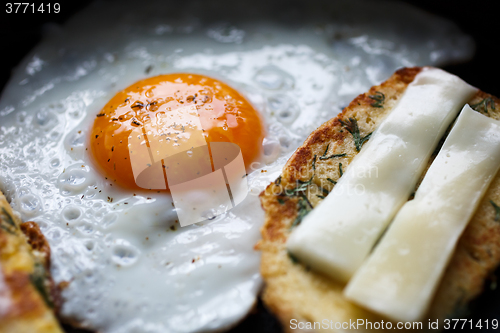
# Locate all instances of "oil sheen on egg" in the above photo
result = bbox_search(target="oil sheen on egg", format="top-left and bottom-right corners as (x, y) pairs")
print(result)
(0, 0), (473, 332)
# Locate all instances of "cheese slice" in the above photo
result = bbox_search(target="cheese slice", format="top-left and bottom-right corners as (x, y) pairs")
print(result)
(344, 105), (500, 322)
(286, 68), (477, 283)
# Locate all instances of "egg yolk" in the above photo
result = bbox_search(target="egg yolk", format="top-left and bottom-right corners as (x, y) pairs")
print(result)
(90, 73), (265, 191)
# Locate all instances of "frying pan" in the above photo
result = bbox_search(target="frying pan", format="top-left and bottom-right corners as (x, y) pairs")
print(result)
(1, 1), (498, 332)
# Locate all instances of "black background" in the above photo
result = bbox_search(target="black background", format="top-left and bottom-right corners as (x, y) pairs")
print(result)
(1, 0), (499, 332)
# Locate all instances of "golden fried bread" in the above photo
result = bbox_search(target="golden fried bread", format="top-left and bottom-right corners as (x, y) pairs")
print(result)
(257, 67), (500, 331)
(0, 191), (63, 333)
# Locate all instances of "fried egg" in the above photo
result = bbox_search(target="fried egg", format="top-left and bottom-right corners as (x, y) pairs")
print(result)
(0, 0), (473, 332)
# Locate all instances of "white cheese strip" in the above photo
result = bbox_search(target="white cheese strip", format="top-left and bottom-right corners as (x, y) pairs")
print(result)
(287, 68), (477, 283)
(344, 104), (500, 322)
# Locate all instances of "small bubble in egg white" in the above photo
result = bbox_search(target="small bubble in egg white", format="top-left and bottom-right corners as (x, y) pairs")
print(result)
(50, 131), (62, 141)
(16, 111), (29, 125)
(24, 145), (39, 160)
(65, 130), (87, 157)
(66, 98), (87, 119)
(83, 269), (96, 282)
(37, 136), (49, 147)
(35, 109), (56, 128)
(41, 184), (53, 197)
(267, 94), (300, 124)
(62, 205), (83, 224)
(76, 222), (94, 235)
(13, 161), (28, 172)
(34, 220), (48, 230)
(50, 103), (66, 114)
(19, 193), (42, 215)
(254, 65), (294, 90)
(18, 187), (31, 197)
(45, 227), (62, 240)
(262, 137), (281, 164)
(279, 136), (293, 150)
(111, 243), (139, 266)
(57, 164), (94, 195)
(92, 202), (103, 210)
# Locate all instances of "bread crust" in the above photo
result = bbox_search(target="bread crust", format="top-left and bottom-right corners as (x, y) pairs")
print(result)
(257, 67), (500, 332)
(0, 191), (63, 333)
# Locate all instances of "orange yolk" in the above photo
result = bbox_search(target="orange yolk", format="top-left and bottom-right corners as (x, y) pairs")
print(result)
(90, 73), (265, 191)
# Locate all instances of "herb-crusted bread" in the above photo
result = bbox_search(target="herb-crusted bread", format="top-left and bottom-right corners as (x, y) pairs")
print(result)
(0, 191), (63, 333)
(257, 67), (500, 331)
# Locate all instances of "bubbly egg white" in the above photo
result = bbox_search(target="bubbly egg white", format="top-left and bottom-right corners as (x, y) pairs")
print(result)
(0, 0), (473, 332)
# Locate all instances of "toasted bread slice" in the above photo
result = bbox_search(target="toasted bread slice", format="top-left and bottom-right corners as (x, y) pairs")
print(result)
(257, 67), (500, 331)
(0, 191), (63, 333)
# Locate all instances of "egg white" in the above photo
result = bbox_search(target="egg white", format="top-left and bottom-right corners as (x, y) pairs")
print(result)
(0, 0), (473, 332)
